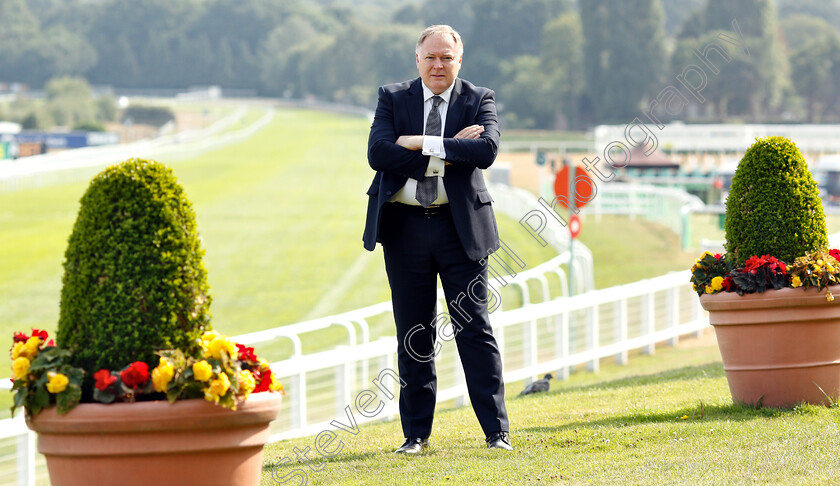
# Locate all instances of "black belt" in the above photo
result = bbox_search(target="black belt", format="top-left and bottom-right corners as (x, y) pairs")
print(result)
(390, 202), (449, 216)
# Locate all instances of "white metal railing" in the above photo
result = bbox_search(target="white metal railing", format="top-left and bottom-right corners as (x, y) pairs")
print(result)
(594, 123), (840, 155)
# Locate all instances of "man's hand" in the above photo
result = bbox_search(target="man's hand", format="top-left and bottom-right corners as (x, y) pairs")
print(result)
(395, 135), (424, 151)
(454, 125), (484, 139)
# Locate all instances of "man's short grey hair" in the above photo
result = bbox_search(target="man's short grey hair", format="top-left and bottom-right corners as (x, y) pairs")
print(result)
(416, 25), (463, 55)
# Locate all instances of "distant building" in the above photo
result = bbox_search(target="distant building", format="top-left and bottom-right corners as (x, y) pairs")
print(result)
(0, 122), (21, 160)
(3, 130), (119, 159)
(595, 123), (840, 158)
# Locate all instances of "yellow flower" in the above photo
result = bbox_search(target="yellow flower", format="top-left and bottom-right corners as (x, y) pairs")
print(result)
(827, 291), (835, 302)
(817, 259), (825, 267)
(201, 330), (219, 342)
(692, 283), (697, 291)
(711, 276), (724, 291)
(791, 276), (802, 288)
(151, 358), (175, 392)
(204, 372), (231, 403)
(238, 370), (256, 398)
(207, 336), (236, 360)
(704, 285), (714, 294)
(12, 357), (30, 381)
(192, 360), (213, 382)
(680, 415), (689, 420)
(696, 251), (712, 262)
(269, 373), (284, 393)
(46, 372), (69, 394)
(828, 264), (835, 273)
(200, 331), (219, 357)
(10, 341), (25, 360)
(21, 336), (41, 359)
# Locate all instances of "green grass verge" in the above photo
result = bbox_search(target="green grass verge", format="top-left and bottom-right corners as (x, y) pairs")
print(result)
(261, 333), (840, 485)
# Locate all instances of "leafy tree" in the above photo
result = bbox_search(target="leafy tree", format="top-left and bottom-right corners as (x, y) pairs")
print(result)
(581, 0), (667, 123)
(776, 0), (840, 26)
(86, 0), (200, 87)
(498, 56), (557, 128)
(36, 27), (98, 78)
(789, 33), (840, 122)
(467, 0), (569, 87)
(422, 0), (475, 39)
(393, 3), (423, 26)
(660, 0), (706, 35)
(540, 11), (585, 129)
(44, 77), (96, 127)
(779, 14), (839, 52)
(0, 0), (41, 83)
(259, 17), (320, 96)
(672, 0), (788, 120)
(372, 25), (419, 86)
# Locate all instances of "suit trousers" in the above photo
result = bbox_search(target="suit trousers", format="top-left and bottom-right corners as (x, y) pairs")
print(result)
(380, 202), (509, 439)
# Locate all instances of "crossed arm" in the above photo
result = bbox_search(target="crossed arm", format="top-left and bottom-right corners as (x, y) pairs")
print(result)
(395, 125), (485, 153)
(367, 86), (500, 179)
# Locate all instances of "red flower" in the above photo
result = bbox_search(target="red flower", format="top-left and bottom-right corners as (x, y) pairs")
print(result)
(31, 329), (49, 341)
(236, 343), (258, 362)
(721, 276), (735, 292)
(714, 254), (722, 259)
(13, 331), (29, 343)
(830, 249), (840, 261)
(253, 368), (272, 393)
(94, 369), (117, 391)
(120, 362), (150, 389)
(743, 255), (787, 275)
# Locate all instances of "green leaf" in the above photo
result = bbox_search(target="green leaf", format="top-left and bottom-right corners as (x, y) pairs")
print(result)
(57, 384), (82, 414)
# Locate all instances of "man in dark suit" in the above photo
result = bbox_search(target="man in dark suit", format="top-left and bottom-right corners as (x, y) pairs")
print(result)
(363, 25), (511, 453)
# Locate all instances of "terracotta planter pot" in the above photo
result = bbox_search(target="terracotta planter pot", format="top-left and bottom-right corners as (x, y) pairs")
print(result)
(701, 285), (840, 408)
(26, 392), (282, 486)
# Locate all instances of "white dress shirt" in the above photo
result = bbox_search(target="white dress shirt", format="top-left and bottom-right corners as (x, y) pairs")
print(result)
(389, 82), (452, 205)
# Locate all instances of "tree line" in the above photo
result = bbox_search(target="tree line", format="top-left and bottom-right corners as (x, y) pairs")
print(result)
(1, 0), (840, 129)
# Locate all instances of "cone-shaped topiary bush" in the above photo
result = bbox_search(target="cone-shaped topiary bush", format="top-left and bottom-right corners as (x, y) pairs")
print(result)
(724, 136), (827, 267)
(57, 158), (212, 374)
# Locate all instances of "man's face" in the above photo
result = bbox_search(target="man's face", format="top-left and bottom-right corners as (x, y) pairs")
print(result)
(416, 34), (462, 95)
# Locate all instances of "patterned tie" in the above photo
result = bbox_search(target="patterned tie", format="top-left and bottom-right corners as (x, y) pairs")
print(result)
(415, 96), (443, 208)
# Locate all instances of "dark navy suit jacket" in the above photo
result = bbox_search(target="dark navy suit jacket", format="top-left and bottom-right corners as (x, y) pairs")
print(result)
(363, 77), (500, 261)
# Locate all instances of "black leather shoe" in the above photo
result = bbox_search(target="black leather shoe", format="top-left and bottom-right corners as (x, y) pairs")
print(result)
(486, 431), (513, 450)
(394, 437), (428, 454)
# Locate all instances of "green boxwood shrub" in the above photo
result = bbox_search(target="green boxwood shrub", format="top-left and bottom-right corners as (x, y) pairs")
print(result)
(724, 136), (828, 266)
(57, 158), (212, 374)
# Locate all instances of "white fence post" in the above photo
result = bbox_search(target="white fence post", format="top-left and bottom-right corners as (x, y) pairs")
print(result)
(291, 372), (306, 430)
(668, 286), (680, 347)
(17, 431), (35, 486)
(615, 298), (629, 365)
(555, 307), (570, 380)
(587, 303), (600, 373)
(642, 292), (656, 355)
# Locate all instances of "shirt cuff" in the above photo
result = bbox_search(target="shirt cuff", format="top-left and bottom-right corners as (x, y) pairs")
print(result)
(422, 135), (445, 159)
(425, 157), (445, 177)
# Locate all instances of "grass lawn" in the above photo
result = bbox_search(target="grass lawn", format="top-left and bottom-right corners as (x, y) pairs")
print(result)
(262, 332), (840, 485)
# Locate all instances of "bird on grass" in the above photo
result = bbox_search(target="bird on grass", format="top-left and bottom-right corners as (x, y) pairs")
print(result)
(519, 374), (553, 396)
